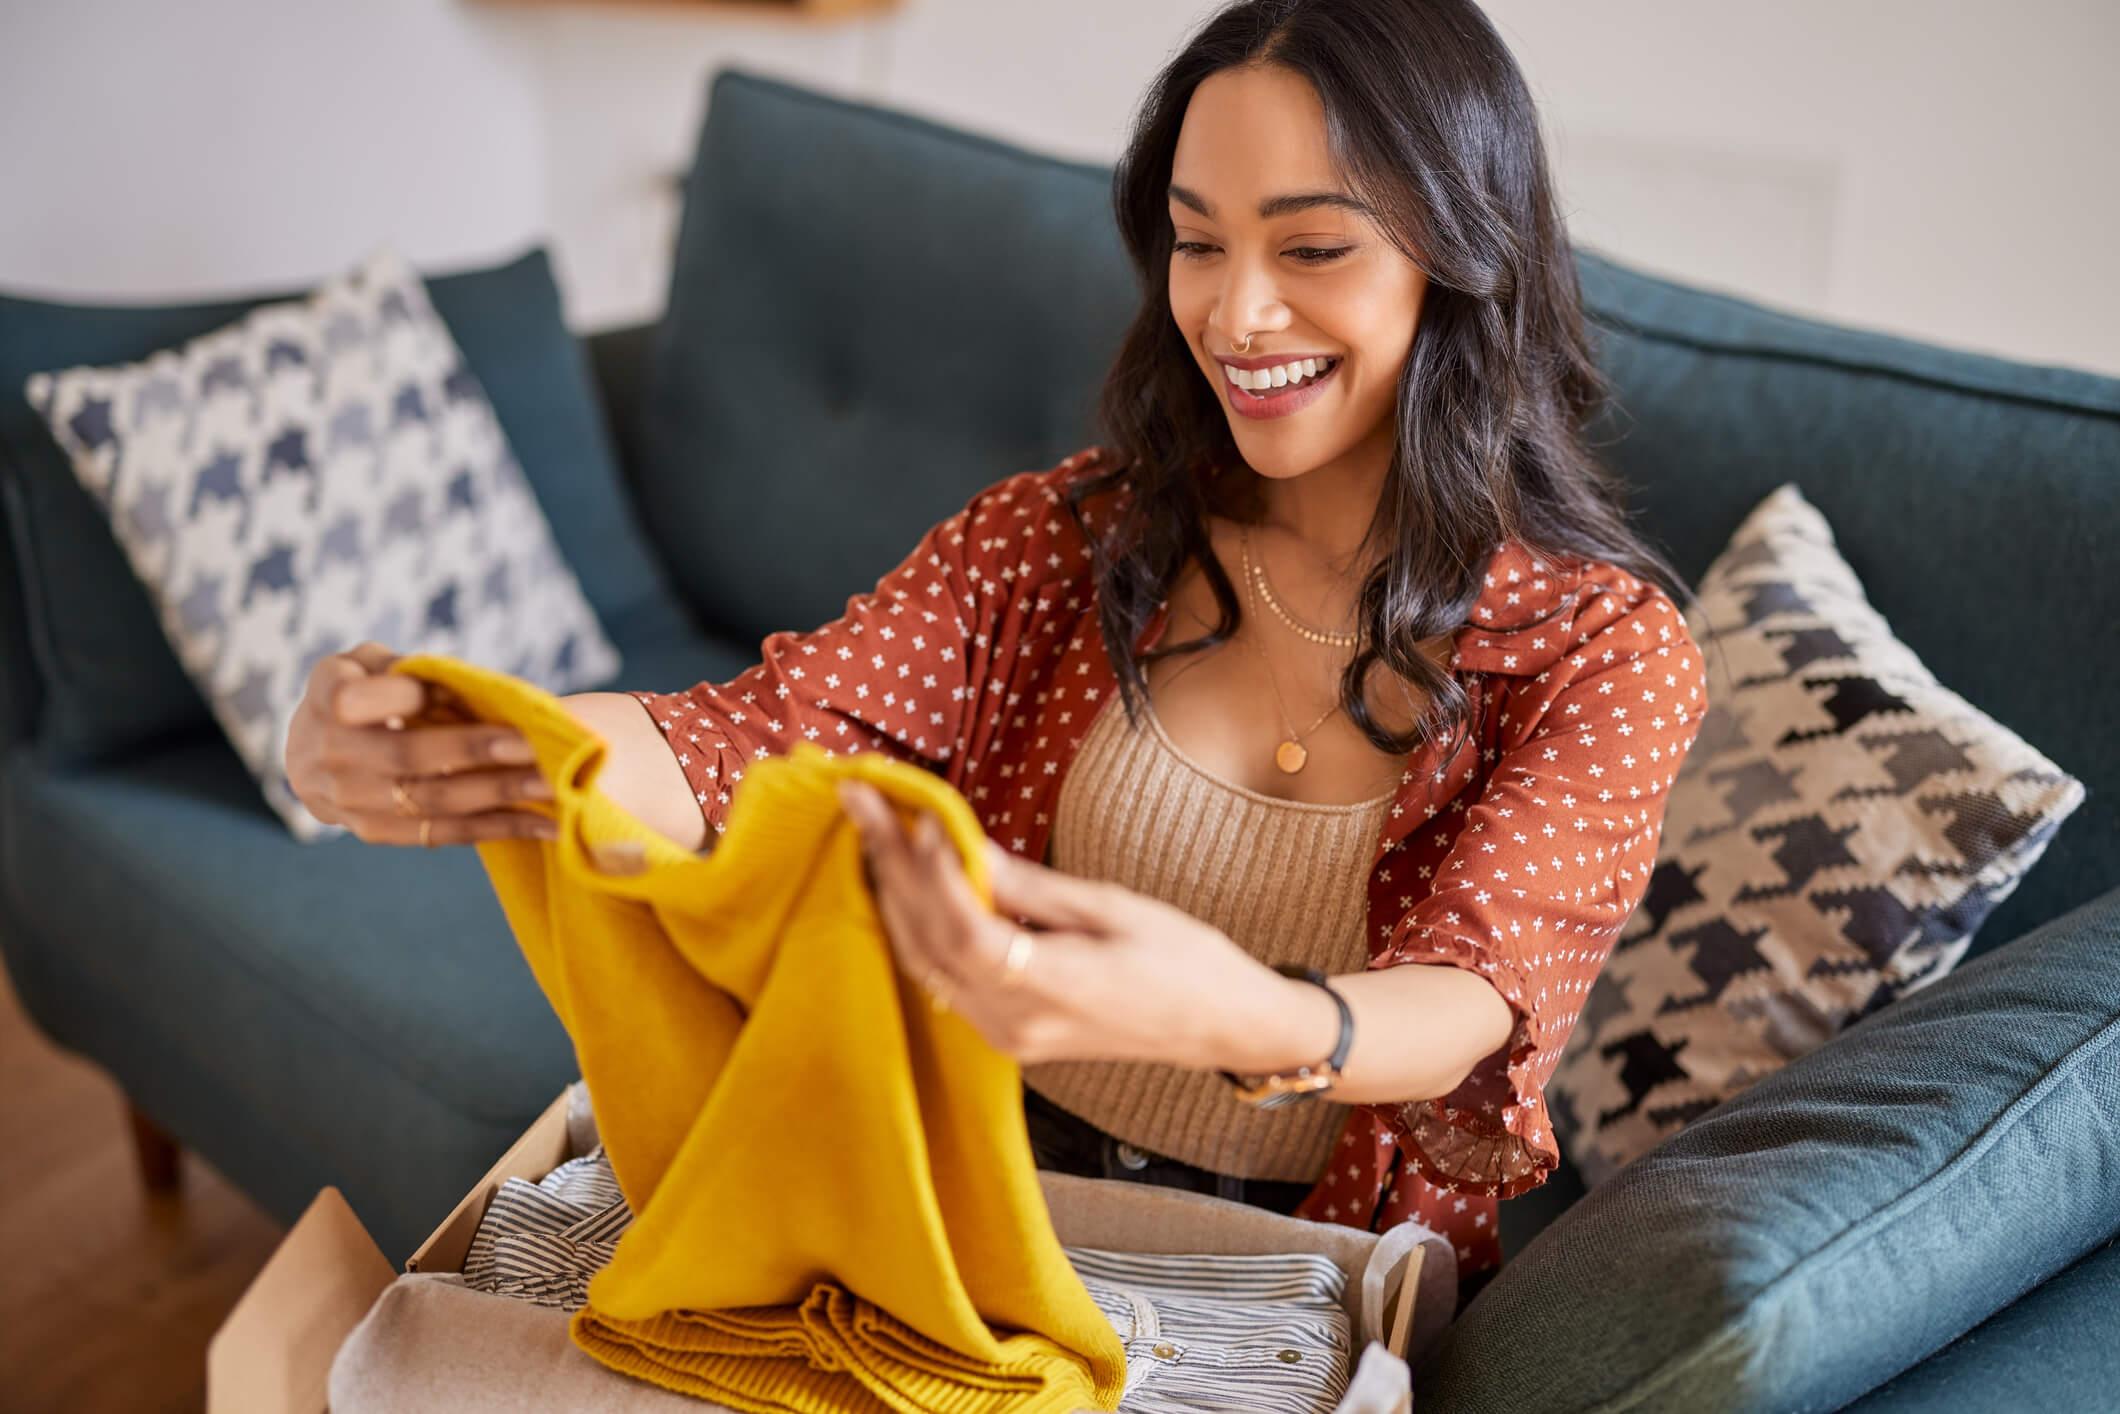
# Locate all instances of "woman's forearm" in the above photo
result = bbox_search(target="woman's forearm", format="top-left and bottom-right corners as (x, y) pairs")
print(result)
(556, 695), (1513, 1102)
(1195, 959), (1517, 1106)
(558, 692), (711, 853)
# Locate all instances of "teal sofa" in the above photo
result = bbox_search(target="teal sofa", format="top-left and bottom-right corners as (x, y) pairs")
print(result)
(1, 69), (2113, 1410)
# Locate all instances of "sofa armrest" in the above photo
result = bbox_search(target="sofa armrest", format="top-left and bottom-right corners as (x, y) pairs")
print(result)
(1415, 884), (2120, 1414)
(1840, 1236), (2120, 1412)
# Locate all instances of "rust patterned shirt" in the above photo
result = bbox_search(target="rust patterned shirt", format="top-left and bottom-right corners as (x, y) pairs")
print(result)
(628, 446), (1708, 1289)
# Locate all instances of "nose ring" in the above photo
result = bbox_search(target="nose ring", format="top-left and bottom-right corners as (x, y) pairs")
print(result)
(1233, 332), (1254, 354)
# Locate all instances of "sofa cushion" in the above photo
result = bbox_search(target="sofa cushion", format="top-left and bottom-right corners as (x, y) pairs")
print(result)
(1548, 481), (2085, 1187)
(0, 246), (686, 768)
(22, 247), (623, 839)
(1839, 1235), (2120, 1413)
(1575, 251), (2120, 950)
(634, 69), (1137, 650)
(1412, 882), (2120, 1414)
(0, 619), (751, 1260)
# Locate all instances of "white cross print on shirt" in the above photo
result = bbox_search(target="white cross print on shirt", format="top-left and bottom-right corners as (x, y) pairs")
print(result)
(625, 463), (1708, 1227)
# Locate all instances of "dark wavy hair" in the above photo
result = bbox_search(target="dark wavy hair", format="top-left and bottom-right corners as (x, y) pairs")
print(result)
(1061, 0), (1703, 768)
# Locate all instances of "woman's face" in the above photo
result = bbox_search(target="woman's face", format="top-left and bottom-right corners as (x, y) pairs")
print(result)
(1166, 63), (1429, 483)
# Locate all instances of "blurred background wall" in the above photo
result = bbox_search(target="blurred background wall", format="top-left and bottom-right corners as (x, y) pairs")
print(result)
(2, 0), (2114, 376)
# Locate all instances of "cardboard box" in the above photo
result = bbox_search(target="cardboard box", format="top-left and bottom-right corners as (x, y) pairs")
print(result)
(208, 1088), (1435, 1413)
(208, 1088), (576, 1414)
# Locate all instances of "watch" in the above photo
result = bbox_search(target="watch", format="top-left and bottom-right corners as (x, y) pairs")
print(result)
(1219, 964), (1355, 1108)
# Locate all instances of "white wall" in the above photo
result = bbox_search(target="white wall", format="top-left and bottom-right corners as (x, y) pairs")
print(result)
(3, 0), (2115, 378)
(0, 0), (547, 300)
(1481, 0), (2120, 377)
(472, 2), (886, 328)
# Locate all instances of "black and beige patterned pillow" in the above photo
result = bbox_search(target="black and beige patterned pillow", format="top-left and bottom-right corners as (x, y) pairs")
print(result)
(1547, 484), (2086, 1188)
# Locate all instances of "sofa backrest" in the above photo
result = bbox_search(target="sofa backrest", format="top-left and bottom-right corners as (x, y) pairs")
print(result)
(624, 68), (2114, 947)
(624, 69), (1139, 651)
(1572, 260), (2117, 946)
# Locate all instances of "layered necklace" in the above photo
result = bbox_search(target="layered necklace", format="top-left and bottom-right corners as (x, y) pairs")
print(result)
(1236, 523), (1358, 774)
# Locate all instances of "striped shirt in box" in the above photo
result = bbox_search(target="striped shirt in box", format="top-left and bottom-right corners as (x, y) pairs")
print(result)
(463, 1147), (1366, 1411)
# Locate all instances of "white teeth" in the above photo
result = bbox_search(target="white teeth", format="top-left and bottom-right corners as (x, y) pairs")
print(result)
(1226, 357), (1336, 393)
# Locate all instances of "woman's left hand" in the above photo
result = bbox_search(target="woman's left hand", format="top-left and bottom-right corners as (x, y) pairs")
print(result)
(835, 778), (1284, 1068)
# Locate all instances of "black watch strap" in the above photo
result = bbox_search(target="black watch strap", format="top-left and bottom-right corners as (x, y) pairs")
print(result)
(1274, 963), (1355, 1071)
(1217, 963), (1355, 1105)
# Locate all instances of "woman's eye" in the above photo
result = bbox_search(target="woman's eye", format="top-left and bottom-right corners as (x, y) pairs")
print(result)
(1170, 241), (1350, 264)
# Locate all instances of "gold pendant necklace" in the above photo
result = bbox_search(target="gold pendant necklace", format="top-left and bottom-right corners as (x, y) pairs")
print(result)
(1238, 528), (1342, 774)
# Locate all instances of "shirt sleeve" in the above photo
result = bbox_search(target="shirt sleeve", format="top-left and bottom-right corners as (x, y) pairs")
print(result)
(626, 450), (1103, 844)
(1366, 566), (1709, 1199)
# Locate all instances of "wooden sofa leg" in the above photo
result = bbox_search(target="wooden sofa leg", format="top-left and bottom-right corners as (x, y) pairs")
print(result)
(127, 1100), (182, 1192)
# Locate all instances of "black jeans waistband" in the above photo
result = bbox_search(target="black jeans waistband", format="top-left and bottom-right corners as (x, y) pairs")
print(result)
(1021, 1085), (1315, 1217)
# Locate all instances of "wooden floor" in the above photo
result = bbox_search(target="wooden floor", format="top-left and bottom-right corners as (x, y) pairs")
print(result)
(0, 964), (285, 1413)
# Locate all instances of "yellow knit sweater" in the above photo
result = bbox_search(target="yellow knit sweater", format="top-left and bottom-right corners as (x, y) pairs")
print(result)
(389, 653), (1127, 1413)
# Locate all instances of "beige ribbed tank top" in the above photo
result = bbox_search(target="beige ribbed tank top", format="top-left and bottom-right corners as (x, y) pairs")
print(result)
(1020, 688), (1395, 1184)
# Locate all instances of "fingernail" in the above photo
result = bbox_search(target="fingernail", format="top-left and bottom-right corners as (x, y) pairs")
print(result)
(491, 734), (534, 764)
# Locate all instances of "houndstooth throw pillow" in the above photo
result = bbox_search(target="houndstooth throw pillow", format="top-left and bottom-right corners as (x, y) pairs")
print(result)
(1546, 483), (2085, 1188)
(24, 246), (621, 840)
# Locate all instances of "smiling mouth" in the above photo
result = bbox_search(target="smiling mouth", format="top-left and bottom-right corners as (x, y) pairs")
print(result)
(1221, 356), (1342, 417)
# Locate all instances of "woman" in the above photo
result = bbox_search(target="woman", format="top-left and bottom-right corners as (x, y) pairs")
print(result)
(285, 0), (1706, 1312)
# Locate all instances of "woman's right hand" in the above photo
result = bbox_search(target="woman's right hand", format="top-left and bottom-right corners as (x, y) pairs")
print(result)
(286, 641), (559, 846)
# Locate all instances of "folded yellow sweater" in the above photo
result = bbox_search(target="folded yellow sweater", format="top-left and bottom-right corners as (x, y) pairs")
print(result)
(389, 653), (1128, 1413)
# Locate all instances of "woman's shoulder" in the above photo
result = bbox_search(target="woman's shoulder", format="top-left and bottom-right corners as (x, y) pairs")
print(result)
(1010, 443), (1124, 508)
(1451, 537), (1693, 676)
(946, 444), (1125, 586)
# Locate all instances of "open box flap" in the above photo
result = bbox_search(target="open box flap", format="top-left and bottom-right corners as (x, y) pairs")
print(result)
(207, 1088), (576, 1414)
(206, 1186), (394, 1414)
(407, 1088), (573, 1275)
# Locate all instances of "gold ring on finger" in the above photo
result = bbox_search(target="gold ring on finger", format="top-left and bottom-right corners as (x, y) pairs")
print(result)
(391, 777), (420, 817)
(1000, 927), (1036, 987)
(922, 967), (953, 1013)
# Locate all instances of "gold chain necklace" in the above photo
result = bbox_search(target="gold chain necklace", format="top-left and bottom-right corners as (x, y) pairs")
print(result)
(1237, 528), (1343, 774)
(1241, 523), (1360, 648)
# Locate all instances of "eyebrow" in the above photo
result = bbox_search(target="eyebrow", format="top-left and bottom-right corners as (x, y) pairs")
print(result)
(1168, 183), (1373, 220)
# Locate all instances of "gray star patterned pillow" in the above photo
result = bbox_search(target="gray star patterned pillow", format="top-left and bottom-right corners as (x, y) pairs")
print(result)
(1546, 483), (2085, 1188)
(23, 246), (621, 840)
